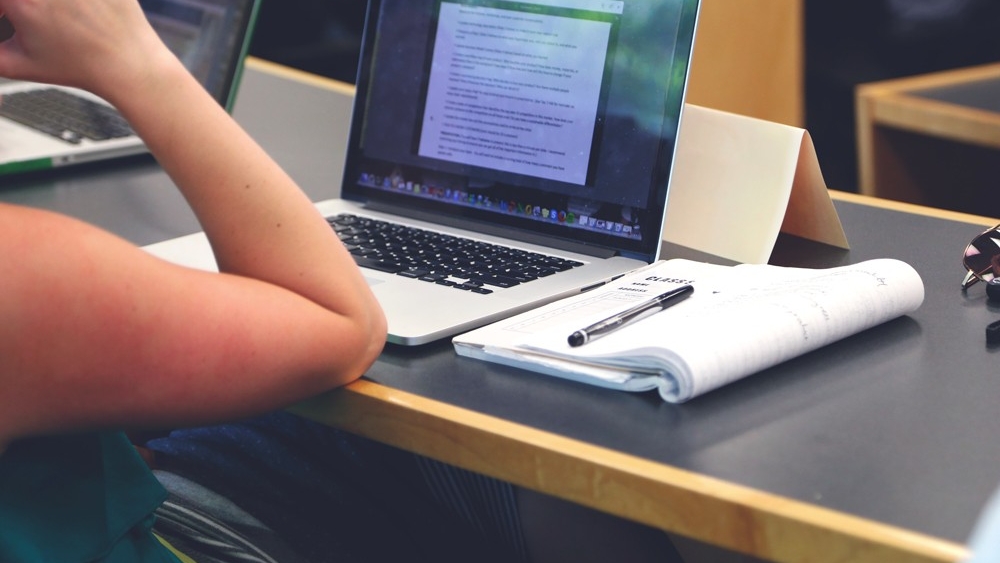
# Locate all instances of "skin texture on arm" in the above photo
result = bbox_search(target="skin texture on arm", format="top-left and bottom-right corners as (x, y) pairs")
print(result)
(0, 0), (386, 450)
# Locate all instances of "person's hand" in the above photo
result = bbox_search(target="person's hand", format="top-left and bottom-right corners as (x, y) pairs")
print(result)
(0, 0), (173, 100)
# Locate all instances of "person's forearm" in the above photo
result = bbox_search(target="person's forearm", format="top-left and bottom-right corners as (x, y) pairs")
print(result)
(106, 55), (378, 322)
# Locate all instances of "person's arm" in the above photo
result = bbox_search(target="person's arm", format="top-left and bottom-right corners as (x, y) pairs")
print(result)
(0, 0), (386, 449)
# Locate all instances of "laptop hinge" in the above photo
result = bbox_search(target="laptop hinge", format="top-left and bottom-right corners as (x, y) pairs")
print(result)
(364, 201), (618, 259)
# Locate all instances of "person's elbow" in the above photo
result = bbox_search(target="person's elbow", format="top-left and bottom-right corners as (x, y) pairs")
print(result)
(328, 304), (387, 388)
(357, 305), (388, 375)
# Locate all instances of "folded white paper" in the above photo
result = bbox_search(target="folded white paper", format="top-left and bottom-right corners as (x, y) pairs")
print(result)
(664, 105), (849, 264)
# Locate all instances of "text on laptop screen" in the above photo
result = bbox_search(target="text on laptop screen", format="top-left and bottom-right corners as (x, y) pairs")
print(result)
(343, 0), (698, 261)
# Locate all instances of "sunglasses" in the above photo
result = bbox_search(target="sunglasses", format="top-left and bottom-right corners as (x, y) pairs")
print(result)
(963, 223), (1000, 289)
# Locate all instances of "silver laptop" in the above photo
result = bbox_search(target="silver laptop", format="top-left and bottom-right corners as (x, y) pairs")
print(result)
(0, 0), (260, 176)
(146, 0), (701, 345)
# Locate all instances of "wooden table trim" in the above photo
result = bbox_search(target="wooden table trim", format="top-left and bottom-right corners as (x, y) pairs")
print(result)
(829, 190), (997, 226)
(854, 63), (1000, 198)
(294, 381), (967, 563)
(865, 94), (1000, 150)
(856, 63), (1000, 95)
(246, 57), (357, 97)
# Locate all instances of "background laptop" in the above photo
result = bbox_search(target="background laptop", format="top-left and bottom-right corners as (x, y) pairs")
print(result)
(0, 0), (260, 176)
(146, 0), (701, 346)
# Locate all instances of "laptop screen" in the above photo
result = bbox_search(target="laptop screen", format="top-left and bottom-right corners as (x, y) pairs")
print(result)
(342, 0), (699, 261)
(140, 0), (259, 109)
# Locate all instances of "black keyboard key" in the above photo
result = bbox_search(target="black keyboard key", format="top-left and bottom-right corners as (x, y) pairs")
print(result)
(470, 274), (521, 288)
(351, 255), (404, 273)
(397, 268), (428, 279)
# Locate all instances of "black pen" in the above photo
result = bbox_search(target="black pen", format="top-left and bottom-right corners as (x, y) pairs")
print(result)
(567, 284), (694, 347)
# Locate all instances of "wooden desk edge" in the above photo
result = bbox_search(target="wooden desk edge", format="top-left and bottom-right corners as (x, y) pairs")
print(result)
(250, 57), (970, 562)
(293, 380), (967, 563)
(246, 56), (356, 97)
(856, 88), (1000, 149)
(830, 190), (997, 227)
(856, 63), (1000, 96)
(855, 64), (1000, 196)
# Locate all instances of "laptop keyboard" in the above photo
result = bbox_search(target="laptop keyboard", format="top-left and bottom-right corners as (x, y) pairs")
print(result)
(328, 214), (584, 294)
(0, 88), (134, 144)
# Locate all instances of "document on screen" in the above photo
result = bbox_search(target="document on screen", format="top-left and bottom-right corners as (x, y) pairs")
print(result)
(418, 2), (612, 185)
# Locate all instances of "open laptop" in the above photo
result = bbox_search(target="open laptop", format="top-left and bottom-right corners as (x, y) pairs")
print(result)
(0, 0), (260, 176)
(145, 0), (701, 345)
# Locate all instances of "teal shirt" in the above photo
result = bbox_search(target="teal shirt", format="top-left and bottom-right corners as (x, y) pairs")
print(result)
(0, 432), (182, 563)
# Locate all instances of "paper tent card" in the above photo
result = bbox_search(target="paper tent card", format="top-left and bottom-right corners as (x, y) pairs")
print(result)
(662, 104), (849, 264)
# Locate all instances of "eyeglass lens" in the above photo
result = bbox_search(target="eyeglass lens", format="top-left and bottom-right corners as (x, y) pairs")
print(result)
(964, 226), (1000, 283)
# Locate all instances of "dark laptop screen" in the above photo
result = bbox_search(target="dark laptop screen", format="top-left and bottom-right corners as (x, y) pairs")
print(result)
(140, 0), (258, 108)
(342, 0), (699, 261)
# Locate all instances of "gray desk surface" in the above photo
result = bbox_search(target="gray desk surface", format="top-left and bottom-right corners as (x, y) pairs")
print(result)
(913, 78), (1000, 114)
(4, 59), (997, 563)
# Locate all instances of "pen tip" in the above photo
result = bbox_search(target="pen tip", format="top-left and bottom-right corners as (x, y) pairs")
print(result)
(568, 331), (586, 347)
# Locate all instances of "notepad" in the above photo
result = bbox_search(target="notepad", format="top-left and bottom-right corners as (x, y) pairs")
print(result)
(452, 258), (925, 402)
